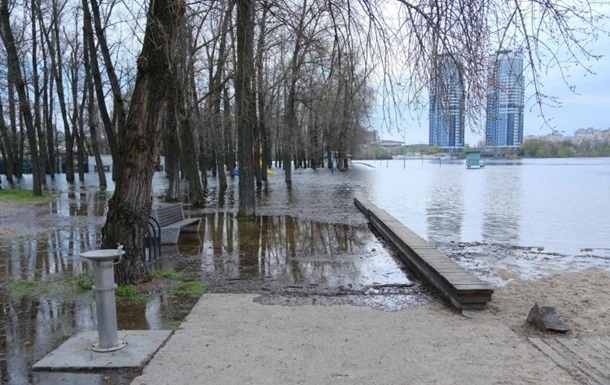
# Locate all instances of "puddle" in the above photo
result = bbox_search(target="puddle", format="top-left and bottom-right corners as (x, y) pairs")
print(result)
(156, 213), (431, 309)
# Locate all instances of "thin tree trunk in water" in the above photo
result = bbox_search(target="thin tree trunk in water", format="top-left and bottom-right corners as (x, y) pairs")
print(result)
(0, 0), (42, 195)
(176, 87), (205, 207)
(101, 0), (185, 285)
(31, 1), (47, 180)
(164, 98), (180, 201)
(0, 99), (15, 181)
(210, 1), (233, 189)
(73, 50), (86, 182)
(41, 45), (57, 177)
(223, 86), (234, 178)
(189, 72), (206, 190)
(83, 0), (119, 179)
(255, 3), (269, 182)
(45, 0), (75, 183)
(235, 0), (256, 219)
(89, 0), (126, 136)
(283, 0), (307, 184)
(8, 83), (22, 178)
(85, 47), (107, 188)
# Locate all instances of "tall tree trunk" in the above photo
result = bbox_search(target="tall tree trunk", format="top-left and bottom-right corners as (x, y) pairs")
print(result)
(31, 0), (47, 180)
(0, 99), (15, 182)
(176, 86), (205, 207)
(283, 0), (307, 185)
(82, 0), (119, 179)
(223, 86), (235, 177)
(255, 3), (269, 182)
(164, 98), (181, 201)
(84, 41), (107, 188)
(0, 0), (43, 195)
(210, 0), (233, 189)
(101, 0), (185, 285)
(9, 83), (23, 178)
(89, 0), (126, 136)
(41, 44), (57, 177)
(235, 0), (256, 219)
(45, 0), (75, 182)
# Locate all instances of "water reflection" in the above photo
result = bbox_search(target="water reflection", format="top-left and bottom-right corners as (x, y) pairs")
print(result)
(50, 190), (109, 217)
(482, 168), (521, 243)
(425, 168), (464, 243)
(175, 214), (413, 290)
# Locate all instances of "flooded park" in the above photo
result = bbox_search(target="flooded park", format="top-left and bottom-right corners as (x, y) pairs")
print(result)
(0, 165), (433, 384)
(2, 157), (610, 384)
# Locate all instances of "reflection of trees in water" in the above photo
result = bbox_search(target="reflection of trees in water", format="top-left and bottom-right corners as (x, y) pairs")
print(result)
(0, 297), (94, 384)
(426, 174), (464, 243)
(482, 170), (521, 243)
(49, 189), (109, 218)
(195, 214), (368, 287)
(1, 229), (96, 282)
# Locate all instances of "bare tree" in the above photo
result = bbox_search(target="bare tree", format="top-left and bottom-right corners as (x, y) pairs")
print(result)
(0, 0), (43, 195)
(101, 0), (185, 285)
(235, 0), (256, 219)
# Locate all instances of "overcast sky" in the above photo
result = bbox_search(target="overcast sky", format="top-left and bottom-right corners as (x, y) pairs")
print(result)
(374, 33), (610, 147)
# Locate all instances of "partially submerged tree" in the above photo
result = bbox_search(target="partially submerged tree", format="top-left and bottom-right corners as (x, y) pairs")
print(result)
(101, 0), (185, 285)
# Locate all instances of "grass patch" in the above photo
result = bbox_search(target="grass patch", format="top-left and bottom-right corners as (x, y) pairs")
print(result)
(63, 272), (94, 292)
(9, 279), (50, 296)
(149, 269), (181, 280)
(168, 281), (205, 297)
(0, 189), (54, 204)
(116, 285), (149, 303)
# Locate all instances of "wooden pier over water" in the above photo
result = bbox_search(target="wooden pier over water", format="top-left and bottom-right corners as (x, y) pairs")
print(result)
(355, 195), (493, 310)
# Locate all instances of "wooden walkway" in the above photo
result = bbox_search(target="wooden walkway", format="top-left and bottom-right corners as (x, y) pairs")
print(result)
(354, 195), (493, 309)
(530, 337), (610, 385)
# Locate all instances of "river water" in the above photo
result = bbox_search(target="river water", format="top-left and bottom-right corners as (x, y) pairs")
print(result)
(359, 157), (610, 255)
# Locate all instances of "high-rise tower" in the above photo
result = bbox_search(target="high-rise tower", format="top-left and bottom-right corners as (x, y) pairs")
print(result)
(429, 55), (465, 152)
(485, 50), (525, 148)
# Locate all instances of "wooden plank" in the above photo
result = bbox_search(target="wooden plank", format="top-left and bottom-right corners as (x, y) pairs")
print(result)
(560, 338), (610, 377)
(582, 338), (610, 367)
(529, 338), (579, 374)
(531, 338), (606, 385)
(354, 197), (493, 309)
(552, 338), (609, 385)
(592, 337), (610, 351)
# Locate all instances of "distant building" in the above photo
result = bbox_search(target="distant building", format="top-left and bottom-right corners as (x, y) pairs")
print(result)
(429, 54), (465, 152)
(485, 50), (524, 148)
(574, 127), (610, 145)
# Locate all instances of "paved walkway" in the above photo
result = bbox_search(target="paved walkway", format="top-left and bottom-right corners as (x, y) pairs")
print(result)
(131, 294), (577, 385)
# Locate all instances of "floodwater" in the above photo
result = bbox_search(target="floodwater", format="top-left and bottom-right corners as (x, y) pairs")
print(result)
(2, 156), (609, 384)
(0, 168), (430, 385)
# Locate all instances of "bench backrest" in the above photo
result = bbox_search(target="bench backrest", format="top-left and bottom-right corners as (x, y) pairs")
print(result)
(154, 204), (184, 227)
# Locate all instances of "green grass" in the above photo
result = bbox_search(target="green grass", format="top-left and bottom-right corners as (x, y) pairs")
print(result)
(63, 273), (94, 292)
(149, 269), (181, 280)
(8, 279), (50, 296)
(115, 285), (149, 303)
(168, 281), (205, 297)
(0, 189), (54, 204)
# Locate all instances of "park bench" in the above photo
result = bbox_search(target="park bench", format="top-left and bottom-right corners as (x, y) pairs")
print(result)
(152, 203), (200, 245)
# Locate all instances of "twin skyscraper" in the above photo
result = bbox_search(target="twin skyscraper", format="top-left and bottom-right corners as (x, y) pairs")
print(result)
(429, 50), (525, 151)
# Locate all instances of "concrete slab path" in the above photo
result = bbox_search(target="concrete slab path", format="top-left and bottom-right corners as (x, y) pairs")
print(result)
(131, 294), (577, 385)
